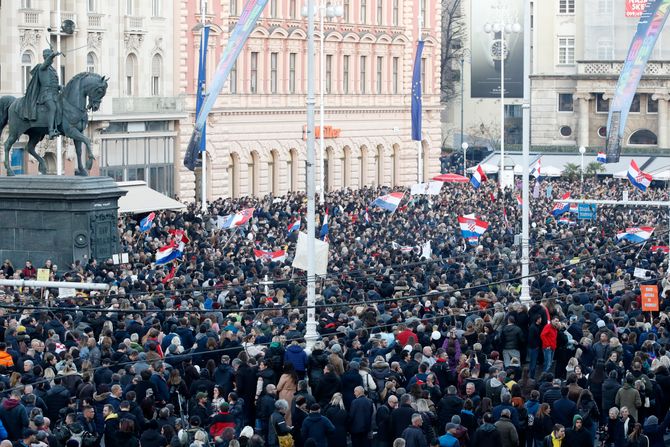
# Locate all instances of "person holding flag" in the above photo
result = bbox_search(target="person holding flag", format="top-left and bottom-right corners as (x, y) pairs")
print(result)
(627, 159), (653, 192)
(320, 209), (329, 241)
(139, 212), (156, 232)
(551, 192), (571, 217)
(470, 165), (487, 189)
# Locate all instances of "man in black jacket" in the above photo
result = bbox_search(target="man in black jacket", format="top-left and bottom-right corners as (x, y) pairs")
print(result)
(528, 314), (543, 379)
(501, 316), (524, 368)
(375, 394), (398, 447)
(401, 413), (427, 447)
(436, 386), (463, 435)
(564, 415), (591, 447)
(233, 358), (256, 426)
(214, 355), (235, 397)
(256, 384), (277, 440)
(391, 394), (416, 439)
(43, 377), (71, 424)
(348, 386), (374, 447)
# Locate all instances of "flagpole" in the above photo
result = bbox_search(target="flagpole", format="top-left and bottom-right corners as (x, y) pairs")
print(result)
(305, 0), (318, 351)
(416, 4), (423, 184)
(199, 0), (207, 213)
(520, 0), (531, 302)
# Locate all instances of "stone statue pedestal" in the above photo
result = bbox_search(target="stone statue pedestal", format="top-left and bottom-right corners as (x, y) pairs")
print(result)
(0, 176), (126, 270)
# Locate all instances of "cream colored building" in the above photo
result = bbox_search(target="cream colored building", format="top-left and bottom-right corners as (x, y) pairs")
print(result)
(444, 0), (670, 155)
(176, 0), (442, 202)
(0, 0), (181, 196)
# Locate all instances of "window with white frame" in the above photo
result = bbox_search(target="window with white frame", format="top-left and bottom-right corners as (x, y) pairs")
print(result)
(152, 0), (161, 17)
(289, 53), (296, 93)
(290, 0), (296, 19)
(376, 56), (383, 94)
(393, 0), (399, 26)
(270, 52), (278, 94)
(126, 0), (133, 15)
(597, 39), (613, 60)
(125, 53), (137, 96)
(21, 51), (33, 92)
(558, 37), (575, 64)
(21, 0), (31, 8)
(151, 54), (162, 96)
(648, 95), (658, 113)
(360, 56), (367, 93)
(326, 55), (332, 94)
(250, 52), (258, 93)
(377, 0), (383, 25)
(86, 52), (97, 73)
(230, 0), (237, 16)
(360, 0), (366, 24)
(597, 0), (612, 14)
(343, 55), (350, 93)
(343, 0), (349, 21)
(558, 93), (573, 112)
(559, 0), (575, 14)
(87, 0), (96, 13)
(392, 57), (399, 94)
(421, 0), (426, 26)
(596, 93), (609, 113)
(230, 61), (237, 93)
(270, 0), (277, 18)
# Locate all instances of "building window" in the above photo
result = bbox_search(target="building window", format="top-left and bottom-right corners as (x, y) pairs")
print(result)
(230, 0), (237, 15)
(126, 0), (133, 15)
(630, 93), (641, 113)
(151, 54), (162, 96)
(87, 0), (96, 12)
(376, 56), (383, 94)
(377, 0), (383, 25)
(559, 0), (575, 14)
(21, 51), (33, 94)
(290, 0), (296, 19)
(597, 0), (612, 14)
(596, 93), (609, 113)
(393, 0), (399, 25)
(360, 0), (366, 23)
(343, 55), (350, 93)
(629, 129), (658, 145)
(289, 53), (296, 94)
(86, 52), (97, 73)
(648, 95), (659, 113)
(598, 126), (607, 138)
(360, 56), (367, 94)
(421, 58), (426, 90)
(270, 0), (277, 18)
(559, 126), (572, 137)
(558, 93), (573, 112)
(152, 0), (161, 17)
(125, 53), (137, 96)
(250, 51), (258, 93)
(230, 62), (237, 93)
(325, 55), (332, 94)
(597, 39), (613, 59)
(558, 37), (575, 64)
(21, 0), (31, 8)
(421, 0), (426, 26)
(270, 52), (278, 94)
(392, 57), (399, 94)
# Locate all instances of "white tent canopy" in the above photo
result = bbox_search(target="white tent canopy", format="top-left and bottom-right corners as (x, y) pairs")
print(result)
(116, 181), (186, 214)
(466, 162), (499, 174)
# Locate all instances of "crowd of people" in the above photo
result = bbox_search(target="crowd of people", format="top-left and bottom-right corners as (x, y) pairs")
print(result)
(0, 176), (669, 447)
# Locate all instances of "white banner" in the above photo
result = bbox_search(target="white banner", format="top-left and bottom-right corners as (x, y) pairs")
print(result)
(410, 181), (443, 196)
(292, 232), (329, 276)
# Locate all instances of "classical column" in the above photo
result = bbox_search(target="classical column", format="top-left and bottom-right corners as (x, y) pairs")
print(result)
(574, 93), (592, 149)
(652, 93), (670, 148)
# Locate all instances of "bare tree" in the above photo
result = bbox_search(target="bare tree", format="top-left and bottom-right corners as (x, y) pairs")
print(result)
(441, 0), (467, 103)
(467, 119), (500, 150)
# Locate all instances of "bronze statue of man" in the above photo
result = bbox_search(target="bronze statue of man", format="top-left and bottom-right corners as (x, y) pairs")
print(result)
(20, 48), (62, 139)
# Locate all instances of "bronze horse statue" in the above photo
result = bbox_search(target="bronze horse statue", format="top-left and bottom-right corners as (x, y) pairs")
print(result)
(0, 72), (108, 176)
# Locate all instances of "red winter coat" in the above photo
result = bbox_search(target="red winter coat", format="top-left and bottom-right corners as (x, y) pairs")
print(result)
(540, 324), (557, 351)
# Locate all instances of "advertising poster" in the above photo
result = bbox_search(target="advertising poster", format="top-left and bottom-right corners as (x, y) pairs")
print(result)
(470, 0), (524, 98)
(641, 284), (659, 311)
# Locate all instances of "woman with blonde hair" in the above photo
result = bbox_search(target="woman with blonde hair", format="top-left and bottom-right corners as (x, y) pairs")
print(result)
(324, 393), (347, 447)
(415, 398), (437, 444)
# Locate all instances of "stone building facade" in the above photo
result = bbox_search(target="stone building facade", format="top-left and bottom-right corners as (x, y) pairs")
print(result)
(175, 0), (442, 201)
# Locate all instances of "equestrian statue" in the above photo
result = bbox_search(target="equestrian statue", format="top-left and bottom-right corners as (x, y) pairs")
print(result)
(0, 47), (108, 176)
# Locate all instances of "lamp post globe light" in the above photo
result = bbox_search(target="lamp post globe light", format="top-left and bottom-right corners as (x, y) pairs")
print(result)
(484, 14), (520, 190)
(302, 2), (343, 204)
(461, 142), (469, 175)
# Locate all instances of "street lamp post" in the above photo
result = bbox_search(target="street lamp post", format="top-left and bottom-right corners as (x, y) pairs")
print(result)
(302, 3), (343, 203)
(520, 0), (531, 302)
(579, 146), (586, 188)
(461, 142), (469, 175)
(484, 14), (520, 189)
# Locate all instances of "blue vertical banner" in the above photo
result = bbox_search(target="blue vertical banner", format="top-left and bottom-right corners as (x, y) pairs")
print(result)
(411, 40), (425, 142)
(196, 26), (210, 153)
(184, 0), (269, 171)
(606, 0), (670, 162)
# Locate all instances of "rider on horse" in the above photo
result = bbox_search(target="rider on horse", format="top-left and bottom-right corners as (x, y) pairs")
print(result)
(19, 48), (62, 139)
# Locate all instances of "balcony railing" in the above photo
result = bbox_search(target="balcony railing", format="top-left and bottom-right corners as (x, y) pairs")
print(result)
(21, 9), (41, 26)
(578, 60), (670, 76)
(50, 11), (77, 30)
(88, 13), (104, 29)
(125, 16), (145, 32)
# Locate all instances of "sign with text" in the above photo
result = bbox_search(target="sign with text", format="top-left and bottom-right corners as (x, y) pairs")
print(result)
(37, 269), (50, 282)
(302, 125), (342, 140)
(577, 204), (597, 220)
(627, 0), (649, 17)
(641, 284), (659, 311)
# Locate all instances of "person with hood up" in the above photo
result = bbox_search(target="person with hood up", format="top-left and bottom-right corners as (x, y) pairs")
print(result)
(0, 390), (29, 441)
(139, 419), (167, 447)
(284, 341), (307, 380)
(641, 414), (670, 447)
(470, 413), (501, 447)
(300, 404), (335, 447)
(563, 415), (590, 447)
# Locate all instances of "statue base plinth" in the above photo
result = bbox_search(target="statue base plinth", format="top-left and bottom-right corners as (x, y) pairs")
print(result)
(0, 176), (125, 269)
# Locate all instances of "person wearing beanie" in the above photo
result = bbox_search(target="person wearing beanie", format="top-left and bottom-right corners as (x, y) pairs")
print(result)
(300, 404), (335, 447)
(563, 415), (590, 447)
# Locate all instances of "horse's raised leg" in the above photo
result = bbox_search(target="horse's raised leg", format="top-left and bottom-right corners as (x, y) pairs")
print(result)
(2, 132), (20, 176)
(24, 133), (47, 175)
(64, 126), (90, 176)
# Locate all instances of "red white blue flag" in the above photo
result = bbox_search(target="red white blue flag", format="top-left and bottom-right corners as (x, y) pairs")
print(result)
(627, 159), (653, 192)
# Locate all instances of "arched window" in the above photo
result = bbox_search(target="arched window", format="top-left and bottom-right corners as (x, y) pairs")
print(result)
(86, 52), (97, 73)
(125, 54), (137, 96)
(376, 145), (384, 185)
(629, 129), (658, 145)
(343, 146), (351, 187)
(269, 150), (279, 195)
(228, 153), (239, 198)
(249, 151), (259, 196)
(21, 51), (33, 92)
(359, 146), (368, 187)
(151, 54), (162, 96)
